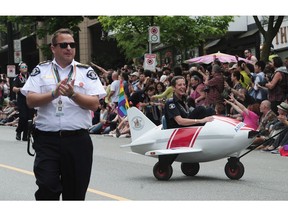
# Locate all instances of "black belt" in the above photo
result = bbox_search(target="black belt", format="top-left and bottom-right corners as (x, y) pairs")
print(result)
(34, 128), (88, 137)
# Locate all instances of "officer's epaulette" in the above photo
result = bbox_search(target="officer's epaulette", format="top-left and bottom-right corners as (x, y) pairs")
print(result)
(76, 63), (90, 69)
(38, 60), (52, 66)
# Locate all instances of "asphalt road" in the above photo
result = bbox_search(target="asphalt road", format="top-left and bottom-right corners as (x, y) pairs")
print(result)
(0, 125), (287, 214)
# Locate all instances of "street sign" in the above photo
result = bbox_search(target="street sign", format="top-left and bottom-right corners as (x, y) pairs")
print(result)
(7, 65), (16, 78)
(14, 39), (21, 51)
(14, 51), (22, 64)
(148, 26), (160, 43)
(143, 54), (157, 71)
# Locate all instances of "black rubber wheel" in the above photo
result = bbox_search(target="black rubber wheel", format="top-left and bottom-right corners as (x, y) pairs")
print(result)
(181, 163), (200, 176)
(224, 161), (245, 180)
(153, 162), (173, 181)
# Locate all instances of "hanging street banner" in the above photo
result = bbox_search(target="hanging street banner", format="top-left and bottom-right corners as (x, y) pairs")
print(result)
(143, 54), (157, 71)
(148, 26), (160, 43)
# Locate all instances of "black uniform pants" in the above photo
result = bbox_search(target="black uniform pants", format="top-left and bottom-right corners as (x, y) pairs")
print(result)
(16, 98), (34, 139)
(33, 130), (93, 200)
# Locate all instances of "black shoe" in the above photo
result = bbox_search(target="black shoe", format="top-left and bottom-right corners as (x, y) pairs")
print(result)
(16, 132), (21, 141)
(22, 133), (28, 141)
(115, 128), (121, 138)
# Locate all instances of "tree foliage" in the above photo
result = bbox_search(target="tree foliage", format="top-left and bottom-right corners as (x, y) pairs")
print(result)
(253, 16), (284, 62)
(0, 16), (85, 58)
(98, 16), (234, 60)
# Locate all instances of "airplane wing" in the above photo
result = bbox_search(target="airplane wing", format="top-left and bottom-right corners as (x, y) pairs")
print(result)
(145, 147), (202, 156)
(121, 140), (155, 148)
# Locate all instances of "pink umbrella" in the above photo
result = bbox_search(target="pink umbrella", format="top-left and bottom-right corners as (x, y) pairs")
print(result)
(186, 51), (250, 64)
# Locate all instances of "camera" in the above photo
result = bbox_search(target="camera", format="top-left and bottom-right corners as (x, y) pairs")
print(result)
(204, 86), (210, 92)
(258, 80), (268, 86)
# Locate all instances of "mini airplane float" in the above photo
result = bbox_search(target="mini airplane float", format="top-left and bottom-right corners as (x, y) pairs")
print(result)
(121, 107), (257, 181)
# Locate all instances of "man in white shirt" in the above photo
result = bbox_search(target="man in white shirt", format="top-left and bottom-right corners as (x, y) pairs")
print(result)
(107, 71), (120, 105)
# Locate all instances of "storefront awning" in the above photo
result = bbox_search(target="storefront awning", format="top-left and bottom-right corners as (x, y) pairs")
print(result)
(204, 39), (221, 49)
(238, 29), (259, 39)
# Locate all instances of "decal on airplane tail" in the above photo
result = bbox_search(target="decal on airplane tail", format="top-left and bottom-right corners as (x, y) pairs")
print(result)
(127, 107), (157, 141)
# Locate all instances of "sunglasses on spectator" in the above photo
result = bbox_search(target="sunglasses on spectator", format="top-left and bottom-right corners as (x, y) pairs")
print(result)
(54, 42), (76, 49)
(20, 65), (27, 69)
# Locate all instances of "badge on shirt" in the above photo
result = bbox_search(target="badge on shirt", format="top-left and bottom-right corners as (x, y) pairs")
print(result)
(30, 67), (41, 76)
(87, 70), (98, 80)
(55, 98), (64, 116)
(169, 103), (176, 109)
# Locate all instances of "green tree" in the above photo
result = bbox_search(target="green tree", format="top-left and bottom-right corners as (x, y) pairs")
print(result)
(0, 16), (85, 59)
(253, 16), (284, 62)
(98, 16), (234, 60)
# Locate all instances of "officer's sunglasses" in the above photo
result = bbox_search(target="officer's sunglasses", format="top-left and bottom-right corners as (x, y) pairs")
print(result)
(54, 42), (76, 49)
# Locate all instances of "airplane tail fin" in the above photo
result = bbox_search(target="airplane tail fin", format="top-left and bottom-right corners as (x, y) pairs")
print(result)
(127, 107), (157, 142)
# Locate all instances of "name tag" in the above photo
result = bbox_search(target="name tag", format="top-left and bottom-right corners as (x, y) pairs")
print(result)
(55, 98), (64, 116)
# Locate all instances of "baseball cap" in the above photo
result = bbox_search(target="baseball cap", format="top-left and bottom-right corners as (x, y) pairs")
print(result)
(131, 72), (139, 77)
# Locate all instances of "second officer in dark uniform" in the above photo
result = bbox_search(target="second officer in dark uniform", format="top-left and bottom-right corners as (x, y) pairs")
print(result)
(12, 62), (34, 141)
(164, 76), (214, 129)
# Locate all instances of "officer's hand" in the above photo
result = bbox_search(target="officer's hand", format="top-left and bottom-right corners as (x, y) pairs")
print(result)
(66, 79), (75, 98)
(58, 78), (68, 96)
(53, 80), (63, 98)
(67, 79), (75, 90)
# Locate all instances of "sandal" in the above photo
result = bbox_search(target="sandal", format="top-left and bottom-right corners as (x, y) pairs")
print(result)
(267, 146), (276, 151)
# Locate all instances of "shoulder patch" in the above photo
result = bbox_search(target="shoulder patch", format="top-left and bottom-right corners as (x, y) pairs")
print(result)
(77, 63), (90, 69)
(87, 70), (98, 80)
(30, 67), (41, 77)
(39, 60), (51, 66)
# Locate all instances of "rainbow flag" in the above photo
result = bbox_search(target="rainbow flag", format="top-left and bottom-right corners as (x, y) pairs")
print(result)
(117, 80), (130, 117)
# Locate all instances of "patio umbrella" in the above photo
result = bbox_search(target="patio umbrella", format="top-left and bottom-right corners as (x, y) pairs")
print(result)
(185, 51), (250, 64)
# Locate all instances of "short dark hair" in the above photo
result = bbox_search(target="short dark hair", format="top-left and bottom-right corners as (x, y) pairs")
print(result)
(171, 76), (185, 87)
(255, 60), (266, 71)
(272, 56), (283, 68)
(51, 28), (74, 45)
(192, 75), (202, 83)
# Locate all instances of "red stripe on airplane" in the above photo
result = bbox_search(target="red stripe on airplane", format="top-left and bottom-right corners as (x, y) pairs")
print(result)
(189, 127), (202, 147)
(167, 127), (202, 149)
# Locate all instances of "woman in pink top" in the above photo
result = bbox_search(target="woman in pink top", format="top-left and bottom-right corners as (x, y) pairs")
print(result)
(189, 75), (206, 107)
(225, 94), (260, 130)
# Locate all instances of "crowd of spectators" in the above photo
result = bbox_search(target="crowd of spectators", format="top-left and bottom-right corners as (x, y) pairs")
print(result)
(90, 53), (288, 156)
(1, 52), (288, 156)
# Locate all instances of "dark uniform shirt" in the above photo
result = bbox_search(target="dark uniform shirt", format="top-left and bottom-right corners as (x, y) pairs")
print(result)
(13, 73), (28, 103)
(164, 93), (189, 129)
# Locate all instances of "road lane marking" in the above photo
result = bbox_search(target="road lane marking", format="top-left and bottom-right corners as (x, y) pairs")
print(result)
(0, 163), (130, 201)
(87, 188), (130, 201)
(0, 164), (34, 175)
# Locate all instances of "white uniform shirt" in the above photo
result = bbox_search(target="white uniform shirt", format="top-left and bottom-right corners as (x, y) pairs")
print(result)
(21, 59), (106, 131)
(109, 79), (120, 103)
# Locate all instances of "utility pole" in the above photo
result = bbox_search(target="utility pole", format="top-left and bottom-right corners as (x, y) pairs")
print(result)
(7, 20), (16, 100)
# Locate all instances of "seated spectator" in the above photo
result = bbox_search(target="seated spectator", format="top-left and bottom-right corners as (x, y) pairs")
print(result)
(102, 103), (118, 135)
(89, 100), (108, 134)
(139, 85), (162, 126)
(251, 100), (277, 150)
(115, 116), (130, 138)
(225, 94), (260, 130)
(214, 102), (226, 116)
(261, 101), (288, 153)
(1, 100), (16, 119)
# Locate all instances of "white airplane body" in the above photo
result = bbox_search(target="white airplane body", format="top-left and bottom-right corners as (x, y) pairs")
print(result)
(122, 107), (256, 180)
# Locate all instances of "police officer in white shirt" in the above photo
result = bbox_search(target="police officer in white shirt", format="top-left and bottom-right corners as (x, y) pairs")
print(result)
(21, 28), (106, 200)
